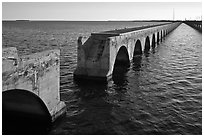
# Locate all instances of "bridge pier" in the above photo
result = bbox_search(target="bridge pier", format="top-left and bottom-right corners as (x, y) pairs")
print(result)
(2, 47), (66, 133)
(74, 22), (181, 81)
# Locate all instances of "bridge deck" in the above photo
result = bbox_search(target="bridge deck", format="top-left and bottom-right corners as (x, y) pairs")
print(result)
(91, 22), (172, 36)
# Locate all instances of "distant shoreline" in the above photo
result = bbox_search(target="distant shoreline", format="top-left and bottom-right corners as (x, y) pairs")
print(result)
(15, 20), (30, 22)
(2, 20), (199, 22)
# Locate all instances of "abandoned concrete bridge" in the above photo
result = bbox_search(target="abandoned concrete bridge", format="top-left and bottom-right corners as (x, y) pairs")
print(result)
(184, 21), (202, 32)
(74, 22), (182, 81)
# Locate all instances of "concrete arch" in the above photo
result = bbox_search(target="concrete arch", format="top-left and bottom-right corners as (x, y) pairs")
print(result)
(3, 89), (52, 133)
(144, 36), (150, 53)
(152, 34), (156, 49)
(114, 46), (130, 67)
(133, 39), (142, 56)
(157, 31), (160, 44)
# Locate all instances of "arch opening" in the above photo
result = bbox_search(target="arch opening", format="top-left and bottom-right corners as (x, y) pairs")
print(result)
(157, 32), (160, 44)
(163, 30), (166, 40)
(160, 30), (163, 42)
(144, 36), (150, 53)
(133, 40), (142, 56)
(114, 46), (130, 67)
(152, 34), (156, 49)
(3, 89), (52, 134)
(113, 46), (130, 78)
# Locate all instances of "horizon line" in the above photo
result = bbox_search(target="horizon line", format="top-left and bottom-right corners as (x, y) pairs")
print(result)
(3, 19), (198, 22)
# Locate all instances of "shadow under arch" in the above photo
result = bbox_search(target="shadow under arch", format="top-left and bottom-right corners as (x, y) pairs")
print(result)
(152, 34), (156, 49)
(112, 46), (130, 81)
(144, 36), (150, 53)
(161, 30), (163, 42)
(74, 79), (108, 100)
(164, 30), (166, 36)
(3, 89), (52, 135)
(133, 40), (142, 55)
(157, 32), (160, 44)
(113, 46), (130, 68)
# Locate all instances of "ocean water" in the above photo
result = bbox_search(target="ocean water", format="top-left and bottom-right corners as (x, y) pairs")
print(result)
(2, 21), (202, 135)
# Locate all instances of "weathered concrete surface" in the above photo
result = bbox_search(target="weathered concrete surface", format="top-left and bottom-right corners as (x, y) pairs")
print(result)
(184, 21), (202, 32)
(74, 22), (181, 81)
(2, 47), (66, 121)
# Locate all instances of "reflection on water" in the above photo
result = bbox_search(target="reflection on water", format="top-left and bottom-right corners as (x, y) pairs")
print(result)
(112, 66), (129, 87)
(132, 55), (142, 72)
(75, 80), (108, 99)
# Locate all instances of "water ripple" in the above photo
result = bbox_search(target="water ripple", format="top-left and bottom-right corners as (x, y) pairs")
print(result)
(2, 22), (202, 135)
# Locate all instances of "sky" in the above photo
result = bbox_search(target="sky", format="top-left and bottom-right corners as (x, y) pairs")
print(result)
(2, 2), (202, 21)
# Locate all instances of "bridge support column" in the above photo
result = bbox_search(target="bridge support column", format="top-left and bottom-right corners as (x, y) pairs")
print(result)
(74, 35), (112, 81)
